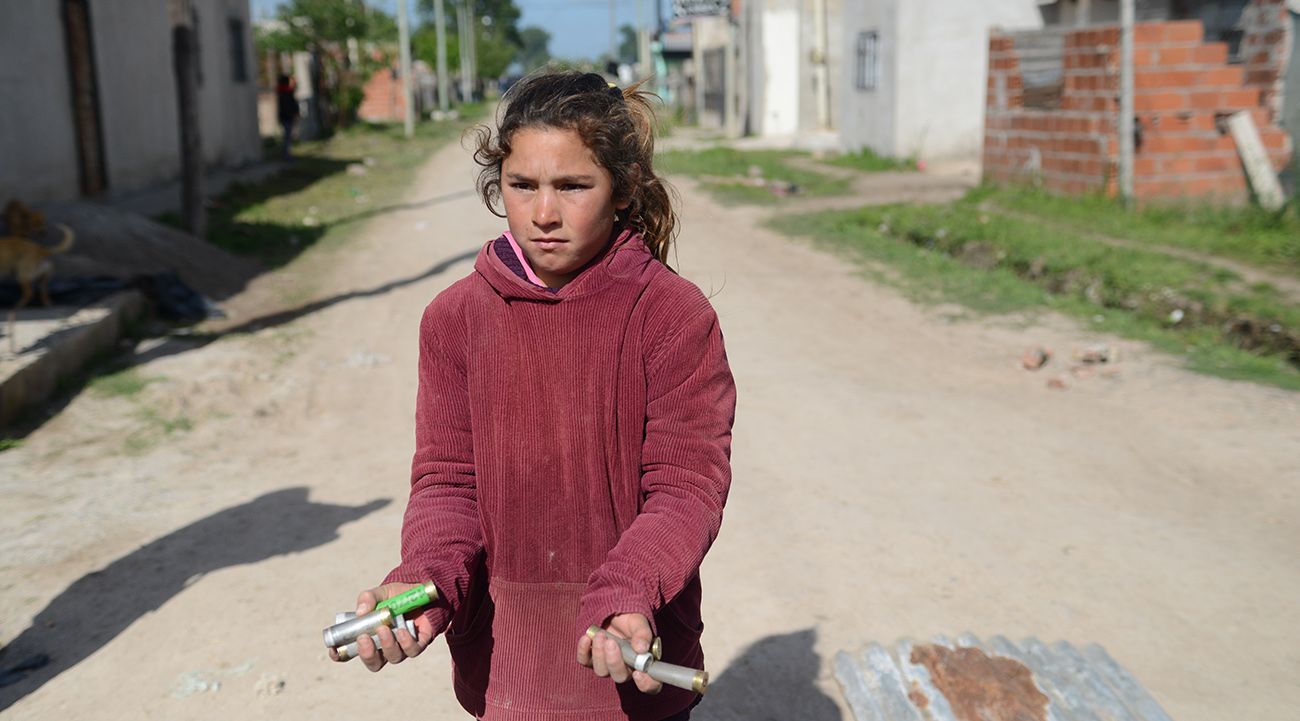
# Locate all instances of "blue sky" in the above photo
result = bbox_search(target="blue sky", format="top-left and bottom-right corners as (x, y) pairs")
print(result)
(251, 0), (660, 61)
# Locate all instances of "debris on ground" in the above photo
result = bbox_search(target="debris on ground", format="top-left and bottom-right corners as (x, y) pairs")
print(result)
(254, 672), (286, 697)
(171, 661), (254, 699)
(1021, 347), (1051, 370)
(1075, 344), (1117, 364)
(1046, 376), (1068, 390)
(699, 172), (801, 198)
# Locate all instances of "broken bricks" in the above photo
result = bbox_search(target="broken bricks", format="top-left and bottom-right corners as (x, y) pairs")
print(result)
(1021, 347), (1051, 370)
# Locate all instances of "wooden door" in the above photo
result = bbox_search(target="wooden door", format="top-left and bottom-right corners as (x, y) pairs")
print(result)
(62, 0), (107, 196)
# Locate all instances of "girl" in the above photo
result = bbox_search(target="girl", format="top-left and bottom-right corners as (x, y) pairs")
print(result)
(334, 71), (736, 721)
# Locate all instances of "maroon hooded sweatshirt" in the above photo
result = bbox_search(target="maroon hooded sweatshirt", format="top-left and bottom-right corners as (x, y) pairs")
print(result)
(383, 230), (736, 720)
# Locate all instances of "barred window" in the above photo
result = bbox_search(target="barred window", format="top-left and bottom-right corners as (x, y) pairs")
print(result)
(856, 31), (879, 91)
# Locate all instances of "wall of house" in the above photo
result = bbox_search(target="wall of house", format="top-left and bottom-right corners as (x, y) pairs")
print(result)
(891, 0), (1043, 162)
(762, 5), (802, 135)
(91, 3), (184, 195)
(838, 0), (899, 156)
(984, 17), (1293, 202)
(0, 1), (260, 205)
(0, 0), (83, 203)
(196, 0), (261, 171)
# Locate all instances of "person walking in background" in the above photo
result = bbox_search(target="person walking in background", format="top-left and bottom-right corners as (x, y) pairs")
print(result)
(276, 74), (300, 161)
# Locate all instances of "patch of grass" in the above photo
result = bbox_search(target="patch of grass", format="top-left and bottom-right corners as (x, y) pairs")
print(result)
(773, 203), (1300, 390)
(164, 107), (487, 269)
(123, 407), (193, 455)
(656, 147), (850, 204)
(0, 438), (22, 453)
(821, 148), (916, 173)
(88, 369), (162, 398)
(980, 185), (1300, 274)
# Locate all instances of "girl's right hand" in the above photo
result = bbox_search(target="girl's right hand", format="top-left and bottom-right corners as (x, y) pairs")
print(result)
(327, 582), (435, 672)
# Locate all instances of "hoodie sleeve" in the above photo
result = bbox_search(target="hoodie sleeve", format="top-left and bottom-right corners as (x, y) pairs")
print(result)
(577, 304), (737, 635)
(383, 303), (483, 634)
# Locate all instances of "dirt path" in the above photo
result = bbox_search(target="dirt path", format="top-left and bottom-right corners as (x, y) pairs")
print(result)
(1, 140), (1297, 721)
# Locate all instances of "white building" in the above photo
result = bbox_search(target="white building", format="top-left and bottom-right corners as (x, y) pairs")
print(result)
(837, 0), (1044, 163)
(0, 0), (261, 204)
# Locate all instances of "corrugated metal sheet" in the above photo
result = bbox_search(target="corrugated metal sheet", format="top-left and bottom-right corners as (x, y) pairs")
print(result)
(834, 635), (1175, 721)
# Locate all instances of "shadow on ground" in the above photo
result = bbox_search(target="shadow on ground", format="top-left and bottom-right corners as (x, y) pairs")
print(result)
(0, 487), (388, 709)
(137, 245), (481, 362)
(1, 246), (477, 440)
(694, 628), (842, 721)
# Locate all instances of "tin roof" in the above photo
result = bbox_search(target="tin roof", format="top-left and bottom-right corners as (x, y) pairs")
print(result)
(834, 634), (1175, 721)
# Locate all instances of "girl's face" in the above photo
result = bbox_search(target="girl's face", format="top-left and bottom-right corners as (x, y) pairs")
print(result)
(502, 127), (630, 288)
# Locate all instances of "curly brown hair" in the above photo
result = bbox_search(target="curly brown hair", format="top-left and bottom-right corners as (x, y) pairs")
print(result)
(469, 71), (678, 266)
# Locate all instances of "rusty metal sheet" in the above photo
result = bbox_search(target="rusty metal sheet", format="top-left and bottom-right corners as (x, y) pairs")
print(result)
(834, 636), (1175, 721)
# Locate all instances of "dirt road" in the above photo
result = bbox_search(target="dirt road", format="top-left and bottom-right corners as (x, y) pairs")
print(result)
(1, 139), (1297, 721)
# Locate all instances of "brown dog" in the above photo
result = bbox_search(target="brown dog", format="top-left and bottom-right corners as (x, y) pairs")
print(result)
(1, 201), (76, 353)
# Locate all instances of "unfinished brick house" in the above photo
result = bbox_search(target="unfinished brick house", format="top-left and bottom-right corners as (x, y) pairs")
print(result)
(983, 0), (1296, 202)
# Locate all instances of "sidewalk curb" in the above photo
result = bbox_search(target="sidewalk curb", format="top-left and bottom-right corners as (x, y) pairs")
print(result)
(0, 291), (147, 430)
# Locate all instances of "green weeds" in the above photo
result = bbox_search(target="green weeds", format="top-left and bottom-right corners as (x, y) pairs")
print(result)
(774, 200), (1300, 390)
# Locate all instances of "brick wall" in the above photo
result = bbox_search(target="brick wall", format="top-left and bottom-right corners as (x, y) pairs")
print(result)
(984, 5), (1293, 204)
(358, 66), (406, 123)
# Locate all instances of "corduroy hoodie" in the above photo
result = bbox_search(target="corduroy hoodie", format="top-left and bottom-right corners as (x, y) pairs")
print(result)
(383, 230), (736, 720)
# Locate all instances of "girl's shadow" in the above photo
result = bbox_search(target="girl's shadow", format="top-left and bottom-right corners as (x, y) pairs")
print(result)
(0, 487), (388, 709)
(695, 627), (843, 721)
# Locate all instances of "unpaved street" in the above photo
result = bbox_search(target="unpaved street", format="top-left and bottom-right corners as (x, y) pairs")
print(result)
(1, 140), (1297, 721)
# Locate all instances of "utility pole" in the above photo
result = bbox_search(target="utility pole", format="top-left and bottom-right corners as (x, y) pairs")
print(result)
(466, 1), (477, 99)
(457, 1), (472, 101)
(1119, 0), (1135, 205)
(435, 0), (450, 111)
(609, 0), (616, 65)
(397, 0), (414, 137)
(169, 0), (206, 239)
(637, 0), (652, 80)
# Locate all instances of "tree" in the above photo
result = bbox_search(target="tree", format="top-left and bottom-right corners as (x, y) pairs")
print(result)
(617, 23), (637, 66)
(517, 25), (550, 72)
(274, 0), (370, 52)
(258, 0), (377, 130)
(413, 0), (524, 80)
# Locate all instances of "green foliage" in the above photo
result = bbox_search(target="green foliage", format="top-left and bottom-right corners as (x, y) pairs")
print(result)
(89, 369), (161, 399)
(518, 26), (551, 71)
(412, 0), (524, 79)
(618, 24), (638, 65)
(413, 24), (462, 73)
(182, 108), (486, 270)
(0, 438), (22, 453)
(822, 148), (916, 173)
(657, 147), (851, 203)
(475, 25), (519, 78)
(985, 186), (1300, 274)
(772, 199), (1300, 390)
(272, 0), (370, 50)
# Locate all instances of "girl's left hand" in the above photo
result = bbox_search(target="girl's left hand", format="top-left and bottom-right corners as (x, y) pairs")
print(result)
(577, 613), (663, 695)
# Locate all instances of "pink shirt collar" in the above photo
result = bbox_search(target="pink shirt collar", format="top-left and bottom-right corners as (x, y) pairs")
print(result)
(503, 231), (548, 287)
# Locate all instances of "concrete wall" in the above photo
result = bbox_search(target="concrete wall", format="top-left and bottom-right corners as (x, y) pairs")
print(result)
(195, 0), (261, 171)
(92, 3), (183, 196)
(891, 0), (1043, 162)
(838, 0), (899, 155)
(762, 6), (802, 135)
(0, 0), (260, 205)
(0, 0), (83, 202)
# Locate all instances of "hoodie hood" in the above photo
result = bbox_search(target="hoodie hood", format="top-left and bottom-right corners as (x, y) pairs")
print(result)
(474, 228), (655, 303)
